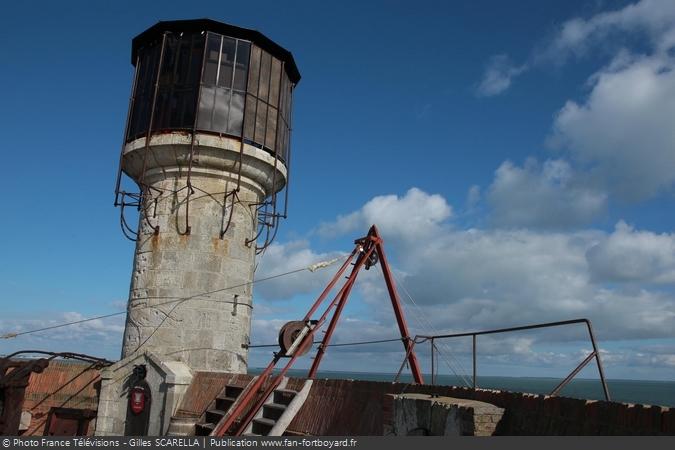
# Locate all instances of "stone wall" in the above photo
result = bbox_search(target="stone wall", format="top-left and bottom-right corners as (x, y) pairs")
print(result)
(95, 352), (192, 436)
(121, 174), (257, 373)
(281, 378), (674, 435)
(120, 133), (287, 374)
(382, 394), (504, 436)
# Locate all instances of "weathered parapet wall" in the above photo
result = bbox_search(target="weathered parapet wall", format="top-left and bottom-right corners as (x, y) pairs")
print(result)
(469, 390), (674, 435)
(382, 394), (504, 436)
(283, 378), (675, 435)
(428, 386), (675, 435)
(169, 373), (675, 435)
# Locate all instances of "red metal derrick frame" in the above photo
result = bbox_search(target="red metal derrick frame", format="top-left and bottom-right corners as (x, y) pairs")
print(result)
(212, 225), (423, 436)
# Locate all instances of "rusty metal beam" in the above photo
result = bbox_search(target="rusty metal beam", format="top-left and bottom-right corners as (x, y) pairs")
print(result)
(550, 351), (596, 397)
(371, 225), (424, 384)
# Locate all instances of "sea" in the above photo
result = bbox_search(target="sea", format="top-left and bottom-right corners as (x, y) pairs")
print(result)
(251, 368), (675, 407)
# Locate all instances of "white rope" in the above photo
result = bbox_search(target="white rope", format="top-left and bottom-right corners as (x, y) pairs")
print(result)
(307, 256), (344, 272)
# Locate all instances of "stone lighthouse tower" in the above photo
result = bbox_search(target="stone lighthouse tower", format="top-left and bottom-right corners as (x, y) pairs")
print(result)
(114, 19), (299, 373)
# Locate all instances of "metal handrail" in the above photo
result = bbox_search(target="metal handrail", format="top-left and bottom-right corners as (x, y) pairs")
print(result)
(416, 318), (610, 401)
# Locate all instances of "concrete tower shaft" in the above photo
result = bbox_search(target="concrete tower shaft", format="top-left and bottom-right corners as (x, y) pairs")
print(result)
(120, 134), (286, 372)
(114, 20), (300, 373)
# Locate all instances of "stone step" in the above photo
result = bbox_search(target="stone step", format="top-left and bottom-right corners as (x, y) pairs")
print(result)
(263, 402), (287, 421)
(226, 385), (244, 399)
(273, 389), (297, 406)
(195, 422), (214, 436)
(251, 417), (276, 435)
(205, 409), (226, 424)
(215, 396), (237, 411)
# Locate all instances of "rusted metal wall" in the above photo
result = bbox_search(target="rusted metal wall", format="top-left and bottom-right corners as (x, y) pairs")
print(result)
(0, 362), (33, 435)
(285, 378), (393, 436)
(174, 372), (253, 419)
(20, 360), (101, 436)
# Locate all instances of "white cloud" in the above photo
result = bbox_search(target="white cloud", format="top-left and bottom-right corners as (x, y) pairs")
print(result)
(476, 54), (526, 97)
(549, 52), (675, 200)
(479, 0), (675, 94)
(315, 189), (675, 344)
(487, 159), (607, 229)
(246, 188), (675, 380)
(545, 0), (675, 60)
(0, 312), (124, 360)
(466, 185), (481, 210)
(475, 0), (675, 201)
(254, 240), (347, 301)
(587, 221), (675, 283)
(316, 187), (452, 243)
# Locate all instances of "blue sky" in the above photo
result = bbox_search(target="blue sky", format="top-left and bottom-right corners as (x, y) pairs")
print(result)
(2, 0), (675, 383)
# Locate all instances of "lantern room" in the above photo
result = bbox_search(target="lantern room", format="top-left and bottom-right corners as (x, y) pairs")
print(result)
(125, 19), (300, 163)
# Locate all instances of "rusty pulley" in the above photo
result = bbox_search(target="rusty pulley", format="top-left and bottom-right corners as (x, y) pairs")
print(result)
(278, 321), (313, 357)
(365, 250), (379, 270)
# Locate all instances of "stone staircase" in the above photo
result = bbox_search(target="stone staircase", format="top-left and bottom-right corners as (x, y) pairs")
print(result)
(193, 377), (312, 437)
(243, 380), (313, 436)
(195, 384), (245, 436)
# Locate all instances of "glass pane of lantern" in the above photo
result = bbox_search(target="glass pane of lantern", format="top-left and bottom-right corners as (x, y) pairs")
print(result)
(130, 96), (149, 139)
(202, 34), (221, 86)
(213, 87), (231, 133)
(218, 37), (236, 88)
(227, 91), (245, 136)
(265, 106), (277, 150)
(175, 39), (190, 86)
(243, 94), (256, 139)
(197, 85), (216, 130)
(153, 88), (171, 130)
(176, 34), (203, 87)
(280, 122), (288, 161)
(129, 45), (161, 139)
(285, 82), (293, 122)
(255, 100), (267, 143)
(159, 35), (178, 86)
(138, 45), (159, 96)
(171, 89), (196, 128)
(284, 122), (291, 161)
(275, 116), (284, 156)
(258, 51), (271, 102)
(277, 74), (286, 122)
(233, 41), (250, 92)
(247, 46), (261, 95)
(189, 35), (205, 85)
(269, 59), (281, 108)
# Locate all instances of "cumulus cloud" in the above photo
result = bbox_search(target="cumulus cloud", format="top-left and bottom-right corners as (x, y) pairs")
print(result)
(479, 0), (675, 94)
(316, 187), (452, 243)
(543, 0), (675, 60)
(587, 221), (675, 283)
(475, 0), (675, 201)
(466, 185), (481, 210)
(0, 312), (124, 360)
(314, 189), (675, 344)
(230, 186), (675, 378)
(549, 52), (675, 200)
(487, 159), (607, 229)
(476, 54), (527, 97)
(254, 240), (347, 301)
